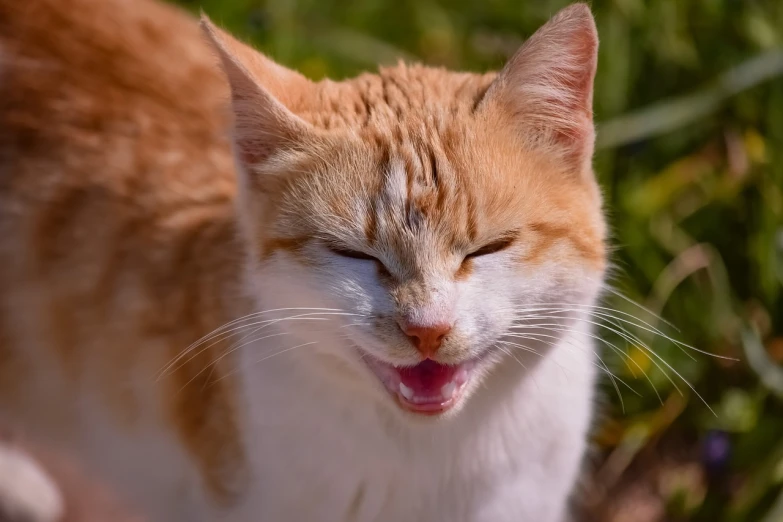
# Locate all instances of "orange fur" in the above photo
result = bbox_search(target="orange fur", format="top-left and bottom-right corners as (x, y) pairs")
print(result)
(0, 0), (605, 512)
(0, 0), (246, 503)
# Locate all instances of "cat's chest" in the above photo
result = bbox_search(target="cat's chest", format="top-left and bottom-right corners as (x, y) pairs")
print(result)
(232, 369), (502, 521)
(227, 353), (592, 522)
(235, 423), (505, 522)
(213, 334), (594, 522)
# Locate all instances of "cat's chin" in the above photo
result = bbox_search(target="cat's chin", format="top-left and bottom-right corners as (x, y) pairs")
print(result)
(362, 354), (477, 415)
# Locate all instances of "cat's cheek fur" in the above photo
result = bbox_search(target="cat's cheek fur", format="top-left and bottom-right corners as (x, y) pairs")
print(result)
(231, 273), (601, 520)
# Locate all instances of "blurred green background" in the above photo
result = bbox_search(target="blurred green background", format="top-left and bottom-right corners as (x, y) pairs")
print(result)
(171, 0), (783, 520)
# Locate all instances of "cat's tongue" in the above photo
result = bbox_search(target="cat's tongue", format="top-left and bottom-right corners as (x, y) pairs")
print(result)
(391, 359), (473, 414)
(398, 360), (459, 394)
(364, 354), (475, 414)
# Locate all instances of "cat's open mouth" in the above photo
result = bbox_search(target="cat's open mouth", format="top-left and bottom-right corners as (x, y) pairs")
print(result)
(364, 356), (475, 415)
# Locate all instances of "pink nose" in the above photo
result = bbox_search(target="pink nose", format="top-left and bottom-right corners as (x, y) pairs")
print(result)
(398, 321), (452, 358)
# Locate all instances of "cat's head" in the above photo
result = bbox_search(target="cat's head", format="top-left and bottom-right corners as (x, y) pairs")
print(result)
(203, 3), (606, 417)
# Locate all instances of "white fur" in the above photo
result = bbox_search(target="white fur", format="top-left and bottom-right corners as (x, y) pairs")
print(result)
(211, 153), (606, 520)
(226, 319), (598, 522)
(0, 445), (63, 522)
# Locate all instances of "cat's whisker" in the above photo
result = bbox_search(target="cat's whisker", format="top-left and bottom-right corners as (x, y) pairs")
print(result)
(220, 310), (368, 357)
(161, 317), (322, 379)
(510, 305), (736, 361)
(158, 307), (352, 377)
(508, 304), (677, 341)
(339, 322), (371, 329)
(193, 317), (373, 386)
(600, 284), (679, 330)
(508, 321), (676, 395)
(209, 341), (321, 389)
(502, 333), (637, 407)
(506, 328), (657, 403)
(503, 300), (677, 331)
(493, 344), (528, 371)
(505, 303), (676, 343)
(185, 325), (346, 394)
(176, 331), (296, 393)
(201, 315), (367, 380)
(508, 294), (733, 360)
(160, 311), (361, 379)
(511, 320), (715, 413)
(202, 341), (321, 391)
(495, 339), (544, 358)
(164, 318), (330, 377)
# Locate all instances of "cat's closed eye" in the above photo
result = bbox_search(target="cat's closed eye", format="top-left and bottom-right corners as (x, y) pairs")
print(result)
(465, 236), (515, 259)
(328, 245), (378, 261)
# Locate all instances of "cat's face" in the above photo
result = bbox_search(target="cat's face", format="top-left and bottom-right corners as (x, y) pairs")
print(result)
(203, 3), (605, 417)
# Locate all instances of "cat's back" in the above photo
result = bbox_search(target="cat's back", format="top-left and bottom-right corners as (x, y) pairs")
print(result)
(0, 0), (235, 201)
(0, 1), (249, 516)
(0, 0), (238, 344)
(0, 0), (246, 486)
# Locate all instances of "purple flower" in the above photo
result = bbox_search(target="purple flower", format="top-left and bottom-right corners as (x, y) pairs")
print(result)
(702, 430), (731, 473)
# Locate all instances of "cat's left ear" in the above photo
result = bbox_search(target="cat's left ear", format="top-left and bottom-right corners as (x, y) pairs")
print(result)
(200, 16), (318, 183)
(478, 3), (598, 175)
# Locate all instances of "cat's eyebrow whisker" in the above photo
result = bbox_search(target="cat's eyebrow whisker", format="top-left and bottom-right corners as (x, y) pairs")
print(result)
(159, 311), (360, 379)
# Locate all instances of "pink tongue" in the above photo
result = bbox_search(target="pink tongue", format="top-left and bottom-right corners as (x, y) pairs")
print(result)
(398, 360), (458, 394)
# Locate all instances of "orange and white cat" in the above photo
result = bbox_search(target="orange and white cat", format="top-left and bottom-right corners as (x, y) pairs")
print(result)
(0, 0), (606, 520)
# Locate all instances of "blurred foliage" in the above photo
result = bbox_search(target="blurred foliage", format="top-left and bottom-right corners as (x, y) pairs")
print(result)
(171, 0), (783, 520)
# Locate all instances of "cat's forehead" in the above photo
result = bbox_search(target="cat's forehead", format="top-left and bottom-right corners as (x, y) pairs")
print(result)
(288, 123), (558, 257)
(269, 67), (602, 267)
(293, 64), (497, 131)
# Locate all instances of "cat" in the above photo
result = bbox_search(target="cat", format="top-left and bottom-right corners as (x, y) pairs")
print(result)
(0, 426), (142, 522)
(0, 0), (606, 520)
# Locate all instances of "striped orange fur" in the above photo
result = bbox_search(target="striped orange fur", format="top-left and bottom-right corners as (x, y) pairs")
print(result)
(0, 1), (607, 520)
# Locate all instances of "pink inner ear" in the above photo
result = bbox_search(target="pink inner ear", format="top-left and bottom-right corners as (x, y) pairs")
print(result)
(201, 16), (315, 170)
(559, 32), (597, 115)
(483, 4), (598, 168)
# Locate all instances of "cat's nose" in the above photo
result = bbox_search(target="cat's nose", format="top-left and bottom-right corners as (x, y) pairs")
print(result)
(398, 320), (452, 359)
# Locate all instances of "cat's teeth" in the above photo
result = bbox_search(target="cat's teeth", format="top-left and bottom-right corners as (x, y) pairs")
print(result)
(441, 381), (457, 399)
(399, 382), (415, 401)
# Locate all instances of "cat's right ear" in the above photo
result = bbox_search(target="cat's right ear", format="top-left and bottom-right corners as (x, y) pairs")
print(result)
(200, 16), (316, 177)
